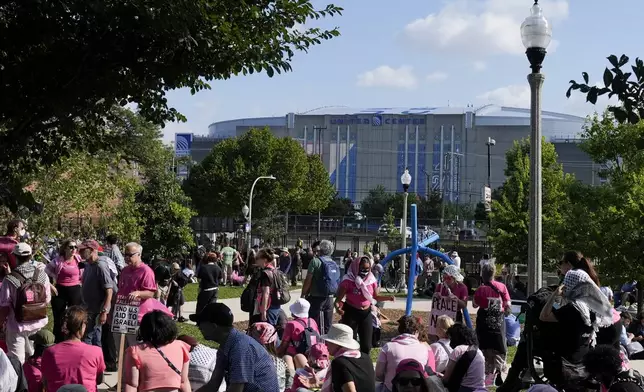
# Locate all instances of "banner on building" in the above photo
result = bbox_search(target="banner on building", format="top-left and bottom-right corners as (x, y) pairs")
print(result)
(482, 186), (492, 212)
(175, 133), (193, 157)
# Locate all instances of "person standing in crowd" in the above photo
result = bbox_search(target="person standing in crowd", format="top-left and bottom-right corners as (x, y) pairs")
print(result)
(335, 256), (394, 354)
(0, 220), (25, 269)
(101, 235), (125, 276)
(196, 252), (221, 314)
(442, 323), (486, 392)
(249, 322), (291, 391)
(298, 323), (375, 392)
(190, 302), (280, 392)
(0, 243), (51, 363)
(430, 315), (455, 374)
(47, 239), (83, 343)
(252, 248), (282, 327)
(435, 265), (469, 323)
(279, 247), (291, 275)
(584, 345), (644, 392)
(221, 239), (237, 286)
(473, 263), (512, 387)
(177, 335), (226, 392)
(301, 240), (337, 334)
(41, 306), (105, 392)
(289, 247), (302, 287)
(450, 251), (461, 269)
(78, 240), (115, 348)
(376, 316), (436, 392)
(168, 262), (188, 322)
(123, 311), (190, 392)
(24, 330), (54, 392)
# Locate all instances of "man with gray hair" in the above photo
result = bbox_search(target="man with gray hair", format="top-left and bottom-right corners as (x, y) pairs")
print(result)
(301, 240), (339, 334)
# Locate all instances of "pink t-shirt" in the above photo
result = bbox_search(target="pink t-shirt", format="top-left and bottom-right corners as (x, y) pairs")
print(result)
(474, 281), (511, 310)
(118, 263), (157, 296)
(41, 340), (105, 392)
(56, 260), (81, 286)
(340, 279), (377, 309)
(376, 335), (436, 391)
(126, 340), (189, 391)
(24, 356), (43, 392)
(436, 282), (468, 302)
(282, 317), (320, 356)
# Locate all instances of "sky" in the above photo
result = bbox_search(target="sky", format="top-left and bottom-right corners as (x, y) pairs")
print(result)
(161, 0), (639, 142)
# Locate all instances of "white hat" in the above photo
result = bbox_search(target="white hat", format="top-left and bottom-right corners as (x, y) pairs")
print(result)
(289, 298), (311, 319)
(321, 323), (360, 350)
(443, 264), (464, 282)
(13, 242), (32, 257)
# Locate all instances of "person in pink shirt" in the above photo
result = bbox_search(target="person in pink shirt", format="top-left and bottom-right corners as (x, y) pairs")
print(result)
(334, 256), (394, 353)
(435, 265), (469, 323)
(24, 329), (55, 392)
(46, 239), (83, 343)
(42, 306), (105, 392)
(277, 298), (320, 374)
(473, 263), (512, 387)
(124, 310), (190, 392)
(375, 316), (436, 392)
(0, 219), (25, 270)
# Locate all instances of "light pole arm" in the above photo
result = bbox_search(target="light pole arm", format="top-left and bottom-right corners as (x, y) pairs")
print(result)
(246, 175), (275, 259)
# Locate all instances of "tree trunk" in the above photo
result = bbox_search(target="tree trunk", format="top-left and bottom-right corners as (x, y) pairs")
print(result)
(638, 281), (643, 315)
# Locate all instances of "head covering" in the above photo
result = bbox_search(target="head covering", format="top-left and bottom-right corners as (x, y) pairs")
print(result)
(12, 242), (31, 256)
(394, 358), (429, 378)
(138, 298), (173, 323)
(442, 265), (464, 282)
(342, 257), (377, 304)
(289, 298), (311, 319)
(309, 343), (330, 369)
(78, 240), (99, 251)
(249, 322), (277, 345)
(321, 323), (360, 350)
(563, 269), (613, 329)
(29, 329), (55, 347)
(171, 262), (181, 270)
(189, 302), (234, 326)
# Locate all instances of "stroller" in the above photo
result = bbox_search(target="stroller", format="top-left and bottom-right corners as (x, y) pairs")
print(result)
(498, 286), (600, 392)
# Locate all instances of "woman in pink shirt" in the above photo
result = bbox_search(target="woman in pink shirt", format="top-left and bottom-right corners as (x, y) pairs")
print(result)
(435, 265), (469, 323)
(42, 306), (105, 392)
(124, 310), (190, 392)
(47, 239), (83, 342)
(376, 316), (436, 392)
(472, 263), (511, 387)
(277, 298), (320, 374)
(334, 256), (394, 353)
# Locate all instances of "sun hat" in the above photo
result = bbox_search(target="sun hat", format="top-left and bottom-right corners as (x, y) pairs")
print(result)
(321, 323), (360, 350)
(289, 298), (311, 319)
(309, 343), (330, 368)
(281, 247), (289, 253)
(442, 264), (464, 282)
(12, 242), (32, 256)
(29, 329), (55, 347)
(171, 262), (181, 270)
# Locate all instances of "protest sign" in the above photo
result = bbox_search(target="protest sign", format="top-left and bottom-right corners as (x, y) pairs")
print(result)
(111, 295), (140, 335)
(428, 294), (459, 335)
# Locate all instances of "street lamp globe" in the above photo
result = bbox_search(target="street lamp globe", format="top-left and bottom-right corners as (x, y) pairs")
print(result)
(401, 168), (412, 192)
(520, 1), (552, 73)
(242, 204), (250, 218)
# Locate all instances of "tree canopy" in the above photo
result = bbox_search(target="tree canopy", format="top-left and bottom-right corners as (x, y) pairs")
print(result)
(184, 128), (335, 218)
(0, 1), (342, 210)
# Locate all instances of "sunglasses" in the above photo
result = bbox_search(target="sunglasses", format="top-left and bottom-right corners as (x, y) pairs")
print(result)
(68, 245), (77, 250)
(396, 377), (423, 387)
(124, 252), (140, 258)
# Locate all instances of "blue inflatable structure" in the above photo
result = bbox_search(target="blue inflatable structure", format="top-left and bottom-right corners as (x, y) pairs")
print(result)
(380, 204), (473, 328)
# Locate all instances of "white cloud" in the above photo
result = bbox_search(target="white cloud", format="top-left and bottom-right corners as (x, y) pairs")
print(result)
(473, 61), (487, 71)
(356, 65), (418, 90)
(403, 0), (568, 56)
(426, 71), (448, 82)
(477, 85), (531, 107)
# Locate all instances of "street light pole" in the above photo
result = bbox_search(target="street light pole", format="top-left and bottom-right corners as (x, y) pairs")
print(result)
(521, 0), (551, 294)
(245, 175), (276, 262)
(400, 169), (412, 291)
(313, 126), (327, 240)
(486, 137), (496, 187)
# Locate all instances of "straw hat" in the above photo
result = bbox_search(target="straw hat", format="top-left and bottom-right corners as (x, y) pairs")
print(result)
(321, 323), (360, 350)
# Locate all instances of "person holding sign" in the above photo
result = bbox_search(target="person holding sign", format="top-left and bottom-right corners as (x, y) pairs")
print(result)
(472, 263), (511, 387)
(434, 265), (468, 323)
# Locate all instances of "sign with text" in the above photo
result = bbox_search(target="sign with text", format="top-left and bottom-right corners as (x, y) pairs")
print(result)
(428, 295), (459, 335)
(111, 295), (140, 335)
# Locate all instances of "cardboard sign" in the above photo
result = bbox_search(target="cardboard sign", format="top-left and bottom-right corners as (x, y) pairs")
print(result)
(428, 295), (459, 335)
(111, 295), (141, 335)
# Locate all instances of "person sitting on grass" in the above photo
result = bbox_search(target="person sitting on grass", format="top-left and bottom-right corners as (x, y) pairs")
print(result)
(24, 330), (55, 392)
(287, 343), (330, 392)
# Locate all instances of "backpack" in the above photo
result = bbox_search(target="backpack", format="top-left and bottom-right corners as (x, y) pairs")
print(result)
(293, 318), (321, 354)
(610, 370), (644, 391)
(316, 256), (340, 296)
(11, 269), (47, 322)
(173, 271), (191, 288)
(270, 269), (291, 305)
(241, 276), (259, 313)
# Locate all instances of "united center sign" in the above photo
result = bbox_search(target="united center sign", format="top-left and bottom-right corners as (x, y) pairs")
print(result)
(329, 115), (426, 126)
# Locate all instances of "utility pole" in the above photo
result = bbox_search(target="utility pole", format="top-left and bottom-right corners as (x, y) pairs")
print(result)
(313, 126), (327, 240)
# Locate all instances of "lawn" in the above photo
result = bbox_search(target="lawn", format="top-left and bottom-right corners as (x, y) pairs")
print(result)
(183, 283), (243, 302)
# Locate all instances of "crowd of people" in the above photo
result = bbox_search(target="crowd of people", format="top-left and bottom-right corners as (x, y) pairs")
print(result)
(0, 219), (643, 392)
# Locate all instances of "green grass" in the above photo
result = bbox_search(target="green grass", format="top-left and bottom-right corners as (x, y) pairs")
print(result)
(183, 283), (244, 302)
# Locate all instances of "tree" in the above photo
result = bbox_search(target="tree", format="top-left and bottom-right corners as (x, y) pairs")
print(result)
(474, 202), (489, 222)
(0, 1), (342, 209)
(184, 128), (334, 218)
(489, 138), (571, 268)
(361, 185), (395, 218)
(323, 195), (354, 216)
(567, 54), (644, 126)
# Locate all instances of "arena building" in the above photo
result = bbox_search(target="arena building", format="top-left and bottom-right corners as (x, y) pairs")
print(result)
(175, 105), (602, 205)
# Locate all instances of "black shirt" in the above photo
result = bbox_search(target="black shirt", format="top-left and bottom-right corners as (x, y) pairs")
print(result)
(553, 303), (595, 362)
(331, 355), (375, 392)
(197, 263), (221, 290)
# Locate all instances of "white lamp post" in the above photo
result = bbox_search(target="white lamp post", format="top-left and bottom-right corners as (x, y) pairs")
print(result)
(245, 176), (276, 263)
(400, 168), (412, 290)
(521, 0), (551, 294)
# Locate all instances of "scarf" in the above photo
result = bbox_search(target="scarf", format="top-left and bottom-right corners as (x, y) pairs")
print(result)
(563, 270), (613, 327)
(391, 333), (419, 346)
(321, 348), (361, 392)
(342, 257), (377, 305)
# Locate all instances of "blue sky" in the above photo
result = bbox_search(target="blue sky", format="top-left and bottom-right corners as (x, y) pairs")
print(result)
(162, 0), (639, 142)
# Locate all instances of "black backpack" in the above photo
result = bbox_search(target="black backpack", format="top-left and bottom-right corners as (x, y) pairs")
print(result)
(241, 276), (259, 313)
(293, 318), (321, 354)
